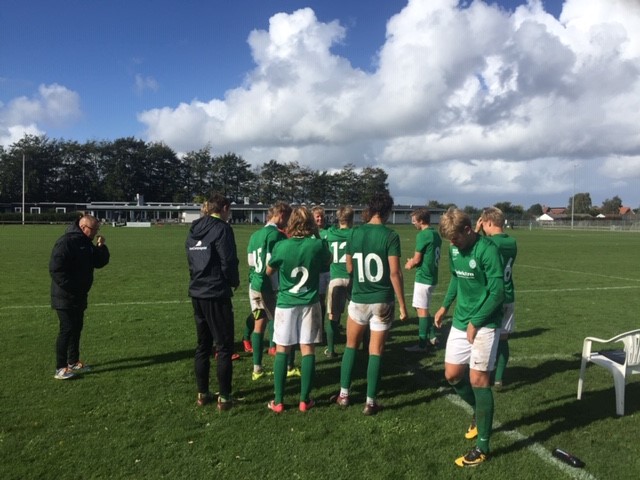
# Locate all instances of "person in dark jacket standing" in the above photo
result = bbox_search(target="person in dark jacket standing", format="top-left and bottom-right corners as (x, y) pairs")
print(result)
(186, 193), (240, 410)
(49, 214), (110, 380)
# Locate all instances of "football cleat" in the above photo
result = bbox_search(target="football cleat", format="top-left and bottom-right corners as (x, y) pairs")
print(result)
(323, 348), (339, 359)
(465, 418), (478, 440)
(299, 398), (315, 412)
(455, 447), (488, 467)
(363, 401), (383, 416)
(267, 400), (284, 413)
(286, 367), (301, 378)
(330, 393), (350, 407)
(252, 369), (266, 381)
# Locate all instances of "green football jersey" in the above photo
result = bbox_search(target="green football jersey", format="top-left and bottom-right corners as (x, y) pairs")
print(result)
(444, 235), (504, 330)
(326, 225), (352, 280)
(247, 224), (287, 293)
(488, 233), (517, 304)
(348, 223), (401, 304)
(269, 236), (331, 307)
(414, 226), (442, 286)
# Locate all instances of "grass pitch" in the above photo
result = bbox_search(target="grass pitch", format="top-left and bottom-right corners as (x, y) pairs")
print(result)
(1, 224), (639, 479)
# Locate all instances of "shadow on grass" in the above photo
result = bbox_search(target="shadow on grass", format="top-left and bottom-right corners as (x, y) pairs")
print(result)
(509, 327), (550, 340)
(493, 381), (640, 456)
(495, 357), (581, 393)
(91, 349), (194, 373)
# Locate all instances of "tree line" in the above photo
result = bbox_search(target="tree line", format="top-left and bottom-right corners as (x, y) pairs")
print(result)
(1, 135), (632, 216)
(0, 135), (388, 206)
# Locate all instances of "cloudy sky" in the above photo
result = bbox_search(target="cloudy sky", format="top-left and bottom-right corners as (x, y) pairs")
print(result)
(2, 0), (640, 209)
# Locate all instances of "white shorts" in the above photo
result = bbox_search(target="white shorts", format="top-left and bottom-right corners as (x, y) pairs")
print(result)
(347, 301), (394, 332)
(500, 303), (515, 334)
(327, 277), (350, 319)
(249, 288), (276, 321)
(273, 303), (323, 346)
(412, 283), (435, 310)
(444, 326), (499, 372)
(319, 271), (330, 296)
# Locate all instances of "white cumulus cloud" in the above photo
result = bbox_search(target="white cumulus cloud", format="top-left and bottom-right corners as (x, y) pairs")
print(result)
(0, 83), (81, 146)
(137, 0), (640, 207)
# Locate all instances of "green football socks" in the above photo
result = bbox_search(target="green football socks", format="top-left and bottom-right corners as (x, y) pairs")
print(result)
(426, 316), (436, 342)
(326, 320), (339, 353)
(494, 340), (510, 383)
(266, 319), (275, 348)
(251, 332), (263, 367)
(451, 374), (476, 408)
(418, 316), (428, 348)
(366, 354), (382, 399)
(300, 354), (315, 402)
(340, 347), (357, 389)
(473, 387), (494, 453)
(273, 352), (288, 404)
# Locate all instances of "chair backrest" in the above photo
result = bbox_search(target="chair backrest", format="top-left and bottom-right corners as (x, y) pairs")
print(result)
(621, 330), (640, 368)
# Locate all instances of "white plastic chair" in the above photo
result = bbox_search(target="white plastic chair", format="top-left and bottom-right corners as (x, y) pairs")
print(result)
(577, 329), (640, 416)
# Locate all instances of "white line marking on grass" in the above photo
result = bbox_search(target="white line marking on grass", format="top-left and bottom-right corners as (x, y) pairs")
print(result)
(517, 285), (640, 294)
(403, 284), (640, 299)
(0, 300), (189, 311)
(509, 354), (576, 362)
(442, 389), (598, 480)
(519, 264), (640, 283)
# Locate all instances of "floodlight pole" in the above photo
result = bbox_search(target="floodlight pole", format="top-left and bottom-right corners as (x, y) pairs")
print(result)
(22, 153), (25, 225)
(571, 163), (576, 230)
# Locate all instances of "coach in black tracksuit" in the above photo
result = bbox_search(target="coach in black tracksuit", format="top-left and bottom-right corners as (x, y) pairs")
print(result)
(49, 215), (110, 379)
(186, 193), (239, 409)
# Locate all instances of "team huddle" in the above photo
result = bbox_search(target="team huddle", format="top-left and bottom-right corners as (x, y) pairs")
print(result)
(50, 192), (516, 468)
(183, 192), (517, 468)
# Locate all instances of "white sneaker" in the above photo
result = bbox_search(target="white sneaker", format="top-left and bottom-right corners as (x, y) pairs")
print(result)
(68, 361), (91, 373)
(54, 367), (76, 380)
(404, 344), (427, 353)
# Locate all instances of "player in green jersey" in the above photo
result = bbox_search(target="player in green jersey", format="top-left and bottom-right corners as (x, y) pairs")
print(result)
(434, 208), (505, 467)
(476, 207), (517, 390)
(265, 207), (332, 413)
(404, 208), (442, 353)
(324, 206), (354, 358)
(332, 192), (408, 415)
(246, 202), (291, 380)
(312, 206), (331, 316)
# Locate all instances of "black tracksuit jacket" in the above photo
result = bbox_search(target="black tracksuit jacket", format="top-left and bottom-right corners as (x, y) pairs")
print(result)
(186, 215), (239, 299)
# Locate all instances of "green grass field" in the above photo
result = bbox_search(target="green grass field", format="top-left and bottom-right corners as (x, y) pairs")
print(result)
(1, 224), (639, 479)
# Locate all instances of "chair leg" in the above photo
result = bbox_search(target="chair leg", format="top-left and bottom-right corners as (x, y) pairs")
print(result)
(612, 370), (626, 416)
(577, 358), (588, 400)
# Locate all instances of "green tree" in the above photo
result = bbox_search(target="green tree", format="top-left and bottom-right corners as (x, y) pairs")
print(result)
(144, 142), (184, 202)
(257, 160), (289, 204)
(56, 140), (101, 201)
(183, 146), (214, 201)
(527, 203), (543, 217)
(569, 192), (592, 214)
(211, 152), (255, 203)
(601, 195), (623, 215)
(333, 164), (360, 206)
(463, 205), (481, 216)
(100, 137), (149, 201)
(359, 167), (389, 205)
(494, 201), (524, 216)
